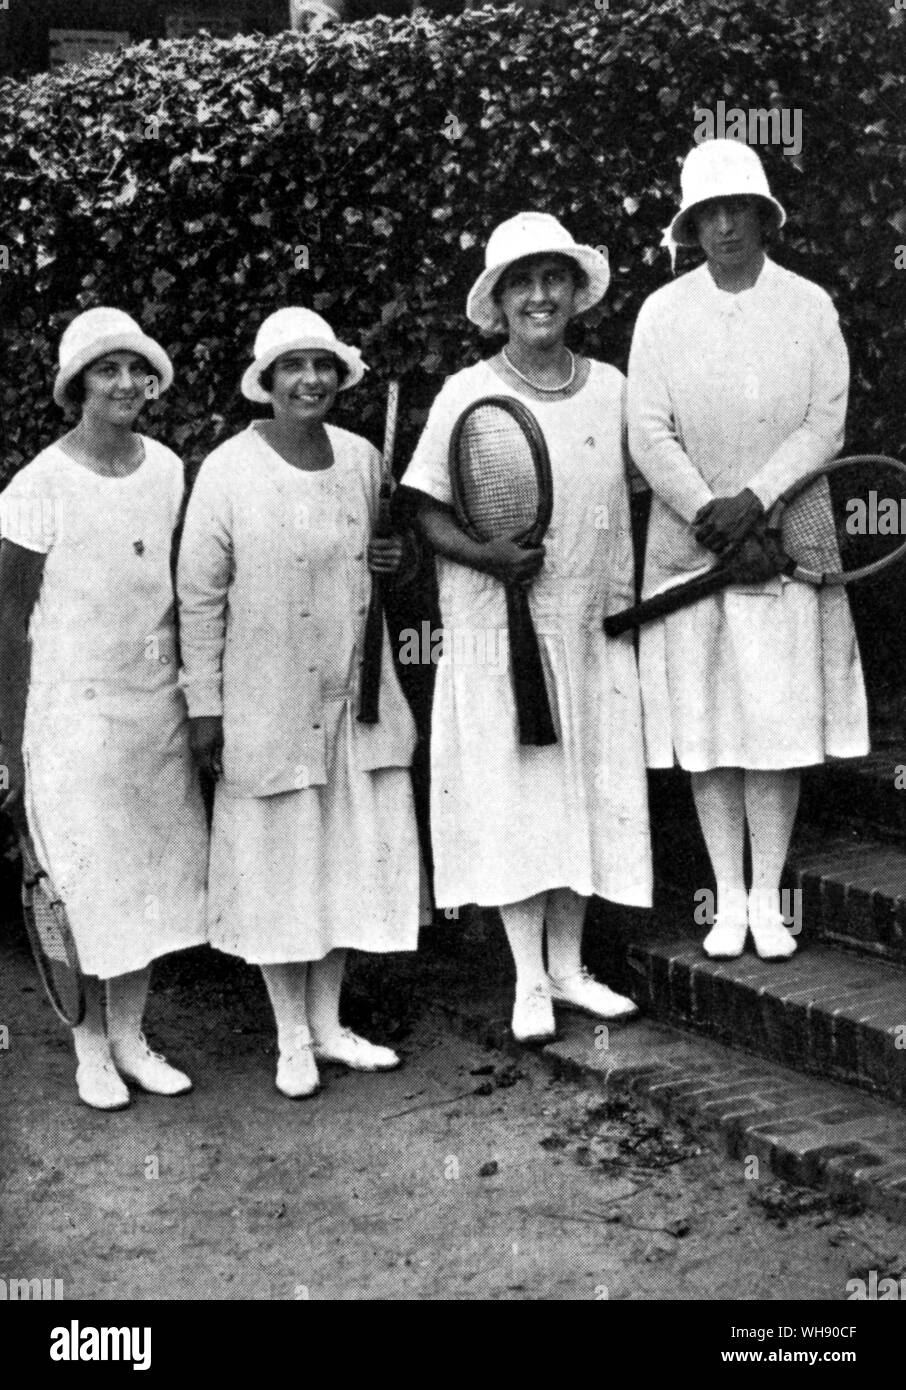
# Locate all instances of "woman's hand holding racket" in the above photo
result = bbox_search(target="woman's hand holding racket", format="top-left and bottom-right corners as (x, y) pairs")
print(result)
(449, 395), (557, 746)
(367, 535), (404, 575)
(604, 454), (906, 637)
(694, 487), (765, 554)
(189, 714), (223, 779)
(479, 537), (546, 587)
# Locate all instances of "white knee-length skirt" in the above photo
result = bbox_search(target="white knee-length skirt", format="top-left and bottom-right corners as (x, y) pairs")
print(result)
(207, 696), (425, 964)
(639, 580), (869, 770)
(24, 684), (208, 980)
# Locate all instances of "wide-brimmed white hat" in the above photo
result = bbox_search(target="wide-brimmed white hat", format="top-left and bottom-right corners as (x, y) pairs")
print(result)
(665, 138), (786, 251)
(466, 212), (610, 334)
(53, 307), (174, 408)
(241, 307), (366, 402)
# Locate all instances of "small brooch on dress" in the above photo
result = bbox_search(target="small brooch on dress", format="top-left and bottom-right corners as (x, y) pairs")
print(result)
(133, 540), (145, 556)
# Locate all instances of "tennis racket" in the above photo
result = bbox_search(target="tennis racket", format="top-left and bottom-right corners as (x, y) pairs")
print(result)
(19, 830), (85, 1027)
(604, 454), (906, 637)
(358, 379), (400, 725)
(449, 395), (557, 747)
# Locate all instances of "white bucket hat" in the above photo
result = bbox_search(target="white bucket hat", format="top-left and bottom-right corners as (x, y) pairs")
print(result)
(466, 212), (610, 334)
(241, 307), (366, 402)
(53, 307), (174, 408)
(663, 138), (786, 258)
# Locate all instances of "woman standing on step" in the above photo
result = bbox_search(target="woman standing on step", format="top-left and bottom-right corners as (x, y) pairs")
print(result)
(0, 307), (208, 1110)
(178, 308), (423, 1099)
(402, 212), (652, 1044)
(627, 139), (868, 962)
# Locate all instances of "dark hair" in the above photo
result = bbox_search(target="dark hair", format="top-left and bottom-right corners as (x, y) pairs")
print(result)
(491, 253), (589, 307)
(258, 352), (348, 395)
(63, 353), (156, 408)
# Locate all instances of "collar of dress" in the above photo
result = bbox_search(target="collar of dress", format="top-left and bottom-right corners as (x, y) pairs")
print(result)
(697, 254), (778, 316)
(245, 421), (342, 499)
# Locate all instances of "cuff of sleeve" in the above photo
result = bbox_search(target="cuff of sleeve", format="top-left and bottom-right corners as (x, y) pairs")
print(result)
(180, 679), (223, 718)
(747, 478), (775, 513)
(679, 483), (716, 525)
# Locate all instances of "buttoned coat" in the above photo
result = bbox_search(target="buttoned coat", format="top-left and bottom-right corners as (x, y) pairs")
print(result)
(177, 423), (416, 798)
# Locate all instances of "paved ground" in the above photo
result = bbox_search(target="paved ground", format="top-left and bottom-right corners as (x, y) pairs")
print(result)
(2, 921), (905, 1301)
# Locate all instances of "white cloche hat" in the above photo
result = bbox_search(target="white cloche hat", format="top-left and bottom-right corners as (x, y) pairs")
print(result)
(662, 138), (786, 263)
(53, 307), (174, 408)
(466, 211), (610, 334)
(241, 307), (366, 402)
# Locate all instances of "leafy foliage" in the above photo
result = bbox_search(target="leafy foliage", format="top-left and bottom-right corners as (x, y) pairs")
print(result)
(0, 1), (904, 684)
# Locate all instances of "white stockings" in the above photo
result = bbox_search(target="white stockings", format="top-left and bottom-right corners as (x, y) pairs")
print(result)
(691, 767), (801, 921)
(261, 949), (348, 1053)
(71, 965), (153, 1067)
(499, 888), (588, 991)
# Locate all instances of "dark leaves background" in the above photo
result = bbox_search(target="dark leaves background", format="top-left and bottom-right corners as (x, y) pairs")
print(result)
(0, 0), (904, 686)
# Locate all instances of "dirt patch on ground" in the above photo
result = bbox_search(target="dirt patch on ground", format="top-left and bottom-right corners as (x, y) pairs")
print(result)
(2, 921), (904, 1300)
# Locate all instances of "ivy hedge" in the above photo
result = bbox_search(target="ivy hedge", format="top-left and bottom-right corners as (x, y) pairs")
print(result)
(0, 0), (904, 690)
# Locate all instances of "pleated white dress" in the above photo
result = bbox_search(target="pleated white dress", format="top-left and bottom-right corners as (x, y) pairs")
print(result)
(401, 359), (653, 912)
(0, 441), (208, 980)
(627, 258), (869, 771)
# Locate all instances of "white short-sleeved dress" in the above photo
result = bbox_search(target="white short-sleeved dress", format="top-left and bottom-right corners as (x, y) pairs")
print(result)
(401, 359), (653, 911)
(0, 439), (208, 980)
(627, 257), (869, 772)
(177, 424), (426, 965)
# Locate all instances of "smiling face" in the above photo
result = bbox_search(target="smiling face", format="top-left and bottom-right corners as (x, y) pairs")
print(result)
(692, 195), (765, 276)
(493, 253), (581, 351)
(79, 351), (152, 427)
(267, 350), (341, 424)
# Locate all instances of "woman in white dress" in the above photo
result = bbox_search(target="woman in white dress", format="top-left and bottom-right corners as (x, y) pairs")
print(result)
(0, 307), (208, 1110)
(178, 308), (422, 1099)
(627, 139), (868, 961)
(402, 212), (652, 1044)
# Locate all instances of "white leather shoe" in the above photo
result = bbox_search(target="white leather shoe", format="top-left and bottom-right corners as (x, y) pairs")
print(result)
(110, 1036), (192, 1096)
(312, 1028), (400, 1072)
(76, 1059), (131, 1111)
(748, 905), (798, 960)
(702, 915), (748, 960)
(548, 967), (638, 1022)
(276, 1040), (320, 1098)
(512, 982), (556, 1042)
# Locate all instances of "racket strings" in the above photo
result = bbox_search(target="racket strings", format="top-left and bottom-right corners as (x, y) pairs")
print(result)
(457, 410), (541, 539)
(31, 884), (72, 965)
(783, 464), (906, 576)
(781, 476), (843, 572)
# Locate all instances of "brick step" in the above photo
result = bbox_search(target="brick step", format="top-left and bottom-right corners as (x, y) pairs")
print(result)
(646, 768), (906, 965)
(791, 837), (906, 964)
(626, 921), (906, 1107)
(429, 951), (906, 1224)
(800, 750), (906, 844)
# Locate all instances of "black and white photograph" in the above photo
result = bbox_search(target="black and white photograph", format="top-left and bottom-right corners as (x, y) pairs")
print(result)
(0, 0), (904, 1340)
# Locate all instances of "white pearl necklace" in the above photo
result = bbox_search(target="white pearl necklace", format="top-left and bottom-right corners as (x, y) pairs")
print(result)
(502, 346), (576, 394)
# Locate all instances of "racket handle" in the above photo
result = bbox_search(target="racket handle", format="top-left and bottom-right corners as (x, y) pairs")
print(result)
(358, 379), (399, 724)
(374, 481), (393, 539)
(357, 482), (395, 724)
(505, 584), (557, 747)
(358, 575), (385, 725)
(603, 565), (730, 637)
